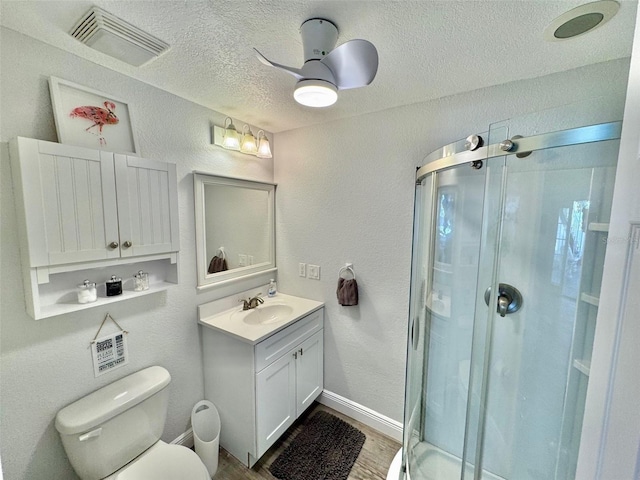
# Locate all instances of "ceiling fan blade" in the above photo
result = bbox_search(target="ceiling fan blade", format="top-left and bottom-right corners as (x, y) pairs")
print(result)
(254, 48), (304, 81)
(321, 39), (378, 90)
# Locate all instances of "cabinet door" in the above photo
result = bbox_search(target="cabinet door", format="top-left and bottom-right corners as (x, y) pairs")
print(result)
(12, 138), (120, 266)
(114, 155), (179, 257)
(295, 330), (324, 416)
(255, 350), (296, 458)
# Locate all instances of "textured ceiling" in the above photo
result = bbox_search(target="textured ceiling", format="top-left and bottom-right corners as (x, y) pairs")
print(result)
(1, 0), (637, 132)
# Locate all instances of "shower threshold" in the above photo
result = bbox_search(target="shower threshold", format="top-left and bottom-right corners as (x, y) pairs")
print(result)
(407, 442), (505, 480)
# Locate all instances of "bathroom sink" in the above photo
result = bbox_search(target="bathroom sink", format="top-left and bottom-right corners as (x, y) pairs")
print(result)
(198, 293), (324, 344)
(241, 304), (294, 325)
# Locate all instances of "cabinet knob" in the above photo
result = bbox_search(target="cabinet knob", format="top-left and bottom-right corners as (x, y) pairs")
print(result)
(123, 241), (132, 248)
(108, 241), (119, 249)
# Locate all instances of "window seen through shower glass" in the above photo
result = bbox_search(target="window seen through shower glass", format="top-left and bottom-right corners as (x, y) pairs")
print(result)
(552, 201), (590, 298)
(436, 189), (456, 266)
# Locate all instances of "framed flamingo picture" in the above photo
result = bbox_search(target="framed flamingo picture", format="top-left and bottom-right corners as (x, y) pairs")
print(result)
(49, 77), (139, 154)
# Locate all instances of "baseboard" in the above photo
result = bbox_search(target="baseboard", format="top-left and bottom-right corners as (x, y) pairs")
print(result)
(171, 427), (194, 449)
(318, 390), (403, 442)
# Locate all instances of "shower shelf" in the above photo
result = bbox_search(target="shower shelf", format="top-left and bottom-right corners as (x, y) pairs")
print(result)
(588, 222), (610, 232)
(580, 293), (600, 307)
(573, 359), (591, 376)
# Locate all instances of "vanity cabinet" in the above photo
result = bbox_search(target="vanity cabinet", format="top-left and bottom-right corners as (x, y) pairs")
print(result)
(201, 307), (324, 467)
(9, 137), (180, 319)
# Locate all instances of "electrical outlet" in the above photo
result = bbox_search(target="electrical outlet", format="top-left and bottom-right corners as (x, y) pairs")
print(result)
(299, 263), (307, 277)
(238, 254), (247, 267)
(248, 255), (254, 265)
(308, 264), (320, 280)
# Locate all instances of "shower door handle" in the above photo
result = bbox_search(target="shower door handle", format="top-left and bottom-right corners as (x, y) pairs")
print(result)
(498, 296), (510, 317)
(485, 284), (523, 317)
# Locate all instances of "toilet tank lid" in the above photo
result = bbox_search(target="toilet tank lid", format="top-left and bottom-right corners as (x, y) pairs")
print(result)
(55, 366), (171, 435)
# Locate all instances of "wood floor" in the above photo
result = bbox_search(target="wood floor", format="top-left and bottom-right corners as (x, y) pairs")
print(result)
(212, 402), (401, 480)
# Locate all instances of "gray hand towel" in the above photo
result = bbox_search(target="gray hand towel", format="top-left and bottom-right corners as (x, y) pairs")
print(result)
(208, 255), (228, 274)
(337, 278), (359, 306)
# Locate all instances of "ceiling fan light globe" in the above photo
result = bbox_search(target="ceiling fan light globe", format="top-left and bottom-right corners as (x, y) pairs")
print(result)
(294, 79), (338, 107)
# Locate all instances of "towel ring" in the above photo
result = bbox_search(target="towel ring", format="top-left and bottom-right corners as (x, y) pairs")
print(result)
(338, 264), (356, 280)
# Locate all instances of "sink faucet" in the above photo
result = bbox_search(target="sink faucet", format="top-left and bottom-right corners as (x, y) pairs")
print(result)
(240, 294), (264, 310)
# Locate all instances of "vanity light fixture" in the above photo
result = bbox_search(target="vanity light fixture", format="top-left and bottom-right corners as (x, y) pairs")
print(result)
(256, 130), (273, 159)
(221, 117), (240, 150)
(212, 120), (273, 159)
(240, 125), (258, 154)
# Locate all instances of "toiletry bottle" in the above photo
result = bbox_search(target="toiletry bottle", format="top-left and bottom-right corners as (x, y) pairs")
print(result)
(267, 279), (277, 297)
(106, 275), (123, 296)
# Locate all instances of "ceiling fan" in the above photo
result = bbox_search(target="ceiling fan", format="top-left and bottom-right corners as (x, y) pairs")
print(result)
(254, 18), (379, 108)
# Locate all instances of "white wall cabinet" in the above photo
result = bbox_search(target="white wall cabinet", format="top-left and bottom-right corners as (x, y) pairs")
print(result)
(201, 308), (324, 467)
(9, 137), (180, 319)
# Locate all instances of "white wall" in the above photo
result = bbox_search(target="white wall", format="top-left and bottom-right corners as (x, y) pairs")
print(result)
(0, 27), (273, 480)
(274, 58), (631, 423)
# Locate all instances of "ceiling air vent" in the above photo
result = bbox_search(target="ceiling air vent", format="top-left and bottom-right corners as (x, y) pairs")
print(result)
(70, 7), (170, 66)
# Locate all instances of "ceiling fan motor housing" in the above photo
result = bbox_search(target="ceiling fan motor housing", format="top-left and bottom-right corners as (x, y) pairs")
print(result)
(300, 18), (338, 62)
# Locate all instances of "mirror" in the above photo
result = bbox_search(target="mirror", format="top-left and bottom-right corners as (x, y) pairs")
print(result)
(194, 173), (275, 289)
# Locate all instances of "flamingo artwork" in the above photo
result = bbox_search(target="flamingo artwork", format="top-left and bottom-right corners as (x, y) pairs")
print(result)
(69, 101), (119, 146)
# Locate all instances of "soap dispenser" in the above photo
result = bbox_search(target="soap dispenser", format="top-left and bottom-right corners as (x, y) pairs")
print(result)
(267, 279), (277, 297)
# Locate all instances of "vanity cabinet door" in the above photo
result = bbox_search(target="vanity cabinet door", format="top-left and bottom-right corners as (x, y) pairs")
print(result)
(295, 331), (324, 416)
(255, 350), (297, 458)
(11, 138), (120, 266)
(114, 155), (179, 257)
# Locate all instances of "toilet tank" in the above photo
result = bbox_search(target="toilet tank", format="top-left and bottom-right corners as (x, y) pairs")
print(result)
(55, 366), (171, 480)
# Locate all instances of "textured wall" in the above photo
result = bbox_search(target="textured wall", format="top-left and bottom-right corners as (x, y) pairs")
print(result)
(0, 28), (273, 480)
(274, 58), (631, 422)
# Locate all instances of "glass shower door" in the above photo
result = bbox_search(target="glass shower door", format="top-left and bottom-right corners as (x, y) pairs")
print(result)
(402, 117), (620, 480)
(465, 121), (619, 480)
(403, 157), (489, 479)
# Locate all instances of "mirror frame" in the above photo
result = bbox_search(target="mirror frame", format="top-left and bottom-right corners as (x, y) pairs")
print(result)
(193, 172), (276, 290)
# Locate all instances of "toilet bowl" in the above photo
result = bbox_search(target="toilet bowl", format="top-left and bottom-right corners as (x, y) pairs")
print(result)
(55, 366), (209, 480)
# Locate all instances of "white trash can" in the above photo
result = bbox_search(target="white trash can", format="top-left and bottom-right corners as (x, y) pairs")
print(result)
(191, 400), (220, 477)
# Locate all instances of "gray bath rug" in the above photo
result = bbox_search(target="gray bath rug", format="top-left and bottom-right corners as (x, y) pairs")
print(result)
(269, 410), (366, 480)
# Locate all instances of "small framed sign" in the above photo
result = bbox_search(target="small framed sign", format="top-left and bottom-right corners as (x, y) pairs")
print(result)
(91, 331), (129, 377)
(49, 76), (140, 154)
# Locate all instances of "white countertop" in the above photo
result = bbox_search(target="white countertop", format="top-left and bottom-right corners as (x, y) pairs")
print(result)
(198, 293), (324, 345)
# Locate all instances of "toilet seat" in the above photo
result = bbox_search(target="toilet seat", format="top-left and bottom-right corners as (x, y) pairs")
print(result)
(105, 441), (210, 480)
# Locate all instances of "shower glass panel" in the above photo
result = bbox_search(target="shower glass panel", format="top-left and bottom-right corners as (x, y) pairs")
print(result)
(403, 107), (621, 480)
(403, 152), (489, 479)
(470, 119), (619, 480)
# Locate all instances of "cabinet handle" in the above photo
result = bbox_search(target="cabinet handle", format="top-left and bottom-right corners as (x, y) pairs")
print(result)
(108, 241), (119, 249)
(299, 348), (304, 356)
(293, 351), (298, 359)
(123, 241), (132, 248)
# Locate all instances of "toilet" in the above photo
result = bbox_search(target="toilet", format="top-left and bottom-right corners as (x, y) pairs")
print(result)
(55, 366), (210, 480)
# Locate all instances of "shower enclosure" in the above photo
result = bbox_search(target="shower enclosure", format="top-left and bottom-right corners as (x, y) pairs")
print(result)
(399, 107), (622, 480)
